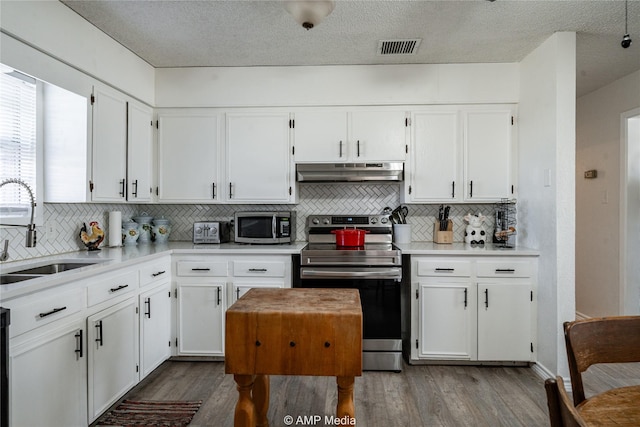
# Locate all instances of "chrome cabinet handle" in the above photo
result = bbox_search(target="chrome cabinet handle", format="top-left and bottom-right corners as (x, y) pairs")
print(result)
(229, 183), (233, 199)
(452, 181), (455, 198)
(132, 179), (138, 197)
(119, 179), (126, 197)
(212, 182), (216, 199)
(339, 140), (343, 158)
(357, 140), (361, 157)
(484, 289), (489, 309)
(216, 287), (222, 306)
(464, 288), (468, 308)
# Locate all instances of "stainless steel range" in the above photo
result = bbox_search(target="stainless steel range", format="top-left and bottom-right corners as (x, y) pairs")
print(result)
(293, 214), (404, 372)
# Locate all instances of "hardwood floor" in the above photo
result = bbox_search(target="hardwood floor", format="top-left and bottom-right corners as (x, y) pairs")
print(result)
(99, 361), (548, 426)
(96, 360), (640, 426)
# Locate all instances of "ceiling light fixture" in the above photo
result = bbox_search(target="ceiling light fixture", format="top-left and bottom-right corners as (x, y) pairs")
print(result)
(621, 0), (632, 48)
(284, 0), (335, 30)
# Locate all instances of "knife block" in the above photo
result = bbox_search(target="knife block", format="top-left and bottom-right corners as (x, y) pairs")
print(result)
(433, 220), (453, 244)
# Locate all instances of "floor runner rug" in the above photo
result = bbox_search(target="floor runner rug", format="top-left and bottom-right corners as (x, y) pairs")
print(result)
(96, 400), (203, 427)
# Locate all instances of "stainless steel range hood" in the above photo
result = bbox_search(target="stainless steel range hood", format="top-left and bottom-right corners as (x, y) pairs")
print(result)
(296, 162), (404, 182)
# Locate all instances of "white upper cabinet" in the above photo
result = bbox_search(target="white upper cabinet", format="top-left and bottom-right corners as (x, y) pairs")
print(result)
(127, 102), (153, 202)
(292, 111), (347, 162)
(90, 85), (153, 203)
(404, 105), (516, 204)
(463, 109), (515, 201)
(91, 85), (127, 202)
(156, 109), (222, 203)
(406, 110), (461, 202)
(225, 112), (295, 203)
(293, 109), (408, 163)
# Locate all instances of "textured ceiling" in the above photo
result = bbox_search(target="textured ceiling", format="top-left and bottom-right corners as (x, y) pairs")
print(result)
(62, 0), (640, 97)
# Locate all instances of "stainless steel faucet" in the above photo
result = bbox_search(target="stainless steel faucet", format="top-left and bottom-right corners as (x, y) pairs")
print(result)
(0, 178), (37, 260)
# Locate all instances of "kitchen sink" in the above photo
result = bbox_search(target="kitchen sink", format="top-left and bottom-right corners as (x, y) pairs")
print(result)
(11, 262), (99, 275)
(0, 274), (42, 285)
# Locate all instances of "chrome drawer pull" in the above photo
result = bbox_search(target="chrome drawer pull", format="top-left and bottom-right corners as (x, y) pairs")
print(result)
(39, 306), (67, 318)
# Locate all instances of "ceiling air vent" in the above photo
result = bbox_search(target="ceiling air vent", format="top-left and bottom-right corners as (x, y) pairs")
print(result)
(377, 39), (421, 56)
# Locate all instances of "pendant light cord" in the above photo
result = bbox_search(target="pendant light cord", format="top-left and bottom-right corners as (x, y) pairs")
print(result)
(625, 0), (628, 34)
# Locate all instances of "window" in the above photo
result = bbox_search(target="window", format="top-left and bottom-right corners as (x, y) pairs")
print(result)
(0, 64), (42, 226)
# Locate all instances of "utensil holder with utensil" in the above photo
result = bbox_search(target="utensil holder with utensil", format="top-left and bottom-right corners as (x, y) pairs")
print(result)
(433, 220), (453, 244)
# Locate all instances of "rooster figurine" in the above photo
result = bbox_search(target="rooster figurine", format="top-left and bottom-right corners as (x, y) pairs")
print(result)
(80, 221), (105, 251)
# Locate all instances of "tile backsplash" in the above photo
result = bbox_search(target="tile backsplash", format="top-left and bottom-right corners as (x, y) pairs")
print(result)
(0, 183), (504, 262)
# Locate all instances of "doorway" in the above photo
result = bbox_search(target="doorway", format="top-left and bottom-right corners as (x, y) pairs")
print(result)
(621, 108), (640, 315)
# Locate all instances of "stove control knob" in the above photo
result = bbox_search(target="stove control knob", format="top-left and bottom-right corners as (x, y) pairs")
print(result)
(380, 217), (388, 224)
(323, 218), (330, 225)
(370, 217), (378, 224)
(312, 218), (320, 225)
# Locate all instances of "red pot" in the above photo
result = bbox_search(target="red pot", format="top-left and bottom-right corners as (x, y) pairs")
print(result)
(331, 228), (369, 247)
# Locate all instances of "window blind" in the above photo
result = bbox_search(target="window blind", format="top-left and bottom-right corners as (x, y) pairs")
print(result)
(0, 66), (37, 218)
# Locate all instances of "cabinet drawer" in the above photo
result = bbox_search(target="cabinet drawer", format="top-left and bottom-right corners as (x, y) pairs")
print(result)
(139, 258), (171, 287)
(476, 260), (533, 278)
(7, 288), (84, 337)
(176, 261), (228, 277)
(416, 259), (472, 277)
(87, 270), (138, 307)
(233, 260), (286, 277)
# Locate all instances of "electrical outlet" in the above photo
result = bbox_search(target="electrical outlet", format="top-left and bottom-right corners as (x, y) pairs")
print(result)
(46, 221), (58, 239)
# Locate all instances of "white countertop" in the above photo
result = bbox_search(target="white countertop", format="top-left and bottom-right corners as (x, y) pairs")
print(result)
(394, 242), (540, 256)
(0, 240), (537, 300)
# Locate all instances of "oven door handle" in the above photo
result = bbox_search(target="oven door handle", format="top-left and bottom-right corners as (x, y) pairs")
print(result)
(300, 268), (402, 279)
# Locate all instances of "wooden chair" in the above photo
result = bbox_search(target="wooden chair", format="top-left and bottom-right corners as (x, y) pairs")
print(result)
(544, 376), (588, 427)
(563, 316), (640, 406)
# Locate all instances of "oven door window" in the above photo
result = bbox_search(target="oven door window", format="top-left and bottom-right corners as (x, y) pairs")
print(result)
(237, 217), (274, 239)
(298, 278), (400, 340)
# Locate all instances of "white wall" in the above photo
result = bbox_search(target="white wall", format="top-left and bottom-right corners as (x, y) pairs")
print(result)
(155, 63), (519, 107)
(576, 70), (640, 317)
(0, 0), (155, 104)
(519, 32), (576, 378)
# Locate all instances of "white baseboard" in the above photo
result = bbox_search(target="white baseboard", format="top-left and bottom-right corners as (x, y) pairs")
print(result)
(575, 311), (590, 320)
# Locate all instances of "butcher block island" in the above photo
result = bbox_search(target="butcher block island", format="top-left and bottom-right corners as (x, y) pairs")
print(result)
(225, 288), (363, 427)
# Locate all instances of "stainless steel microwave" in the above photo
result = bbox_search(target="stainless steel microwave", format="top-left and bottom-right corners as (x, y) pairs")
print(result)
(234, 211), (295, 244)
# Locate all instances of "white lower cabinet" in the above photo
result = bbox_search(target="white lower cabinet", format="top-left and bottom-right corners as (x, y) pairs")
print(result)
(87, 297), (140, 422)
(477, 282), (532, 361)
(10, 318), (87, 427)
(417, 281), (476, 360)
(410, 255), (536, 364)
(177, 282), (226, 356)
(174, 255), (292, 356)
(140, 281), (172, 378)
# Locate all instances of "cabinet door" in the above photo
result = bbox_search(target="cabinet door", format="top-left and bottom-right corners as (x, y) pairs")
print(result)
(350, 111), (407, 162)
(417, 281), (476, 360)
(139, 282), (171, 379)
(293, 111), (348, 162)
(477, 282), (532, 361)
(463, 109), (513, 201)
(177, 283), (225, 356)
(226, 112), (292, 202)
(127, 101), (153, 202)
(91, 85), (127, 202)
(408, 111), (461, 202)
(10, 320), (87, 427)
(157, 110), (221, 202)
(87, 298), (139, 422)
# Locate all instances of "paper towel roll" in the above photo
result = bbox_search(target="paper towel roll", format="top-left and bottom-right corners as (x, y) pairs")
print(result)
(108, 211), (122, 247)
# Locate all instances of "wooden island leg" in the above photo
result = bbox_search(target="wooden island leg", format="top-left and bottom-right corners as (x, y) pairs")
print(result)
(252, 374), (270, 427)
(233, 374), (256, 427)
(336, 376), (356, 422)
